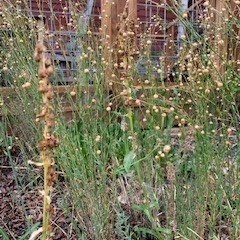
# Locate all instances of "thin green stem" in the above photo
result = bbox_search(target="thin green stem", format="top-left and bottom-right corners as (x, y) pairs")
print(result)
(42, 152), (50, 240)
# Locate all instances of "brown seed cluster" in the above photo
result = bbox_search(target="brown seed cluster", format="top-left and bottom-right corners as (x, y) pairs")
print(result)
(47, 165), (57, 186)
(35, 44), (59, 148)
(37, 134), (60, 150)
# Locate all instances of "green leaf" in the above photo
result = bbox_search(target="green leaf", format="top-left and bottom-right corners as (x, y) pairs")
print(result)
(18, 222), (40, 240)
(0, 228), (10, 240)
(155, 226), (172, 235)
(135, 227), (172, 239)
(123, 150), (135, 173)
(134, 226), (172, 238)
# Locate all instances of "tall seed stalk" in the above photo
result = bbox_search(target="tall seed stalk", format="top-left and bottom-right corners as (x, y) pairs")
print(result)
(34, 41), (59, 239)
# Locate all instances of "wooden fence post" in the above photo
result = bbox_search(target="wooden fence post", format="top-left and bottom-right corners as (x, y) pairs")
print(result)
(101, 0), (138, 89)
(215, 0), (229, 75)
(128, 0), (137, 21)
(101, 0), (112, 66)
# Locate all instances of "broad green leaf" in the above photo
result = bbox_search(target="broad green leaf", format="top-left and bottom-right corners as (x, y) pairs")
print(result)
(123, 150), (135, 173)
(134, 226), (171, 238)
(155, 226), (172, 235)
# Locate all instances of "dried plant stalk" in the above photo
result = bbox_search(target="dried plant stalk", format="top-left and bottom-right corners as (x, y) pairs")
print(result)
(34, 42), (59, 240)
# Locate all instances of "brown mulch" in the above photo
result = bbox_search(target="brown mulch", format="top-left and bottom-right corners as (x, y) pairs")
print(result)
(0, 148), (77, 240)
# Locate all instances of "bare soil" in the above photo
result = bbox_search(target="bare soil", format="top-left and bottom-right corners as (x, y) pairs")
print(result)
(0, 148), (77, 240)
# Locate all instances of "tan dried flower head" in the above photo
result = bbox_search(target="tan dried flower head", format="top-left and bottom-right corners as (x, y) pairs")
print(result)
(163, 145), (171, 153)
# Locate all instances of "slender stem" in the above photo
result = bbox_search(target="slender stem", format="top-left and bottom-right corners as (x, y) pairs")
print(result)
(42, 151), (50, 240)
(127, 108), (134, 139)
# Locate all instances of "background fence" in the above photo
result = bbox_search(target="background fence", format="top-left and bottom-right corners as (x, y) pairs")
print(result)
(0, 0), (204, 86)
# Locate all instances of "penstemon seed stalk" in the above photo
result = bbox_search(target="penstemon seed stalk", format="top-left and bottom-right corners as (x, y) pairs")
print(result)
(34, 42), (59, 240)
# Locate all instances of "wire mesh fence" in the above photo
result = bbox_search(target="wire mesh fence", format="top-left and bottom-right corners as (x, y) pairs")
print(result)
(0, 0), (204, 86)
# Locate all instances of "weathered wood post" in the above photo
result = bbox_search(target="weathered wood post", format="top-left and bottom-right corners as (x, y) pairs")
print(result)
(101, 0), (137, 99)
(209, 0), (239, 75)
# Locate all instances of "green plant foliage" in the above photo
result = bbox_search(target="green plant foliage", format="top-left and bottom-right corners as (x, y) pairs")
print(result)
(1, 0), (240, 239)
(0, 228), (10, 240)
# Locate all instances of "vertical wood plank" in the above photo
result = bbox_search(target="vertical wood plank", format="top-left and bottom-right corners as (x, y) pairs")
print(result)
(215, 0), (228, 75)
(101, 0), (112, 51)
(101, 0), (113, 85)
(128, 0), (137, 21)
